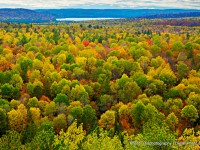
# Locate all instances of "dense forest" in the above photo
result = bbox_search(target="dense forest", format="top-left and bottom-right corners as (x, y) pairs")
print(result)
(0, 18), (200, 149)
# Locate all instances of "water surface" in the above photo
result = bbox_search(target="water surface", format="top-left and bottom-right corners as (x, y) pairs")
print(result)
(56, 18), (120, 21)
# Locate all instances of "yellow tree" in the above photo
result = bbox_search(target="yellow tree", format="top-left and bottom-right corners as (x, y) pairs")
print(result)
(7, 104), (27, 132)
(176, 128), (200, 150)
(83, 129), (123, 150)
(30, 107), (41, 126)
(165, 112), (179, 132)
(53, 113), (67, 134)
(98, 110), (116, 130)
(54, 121), (86, 150)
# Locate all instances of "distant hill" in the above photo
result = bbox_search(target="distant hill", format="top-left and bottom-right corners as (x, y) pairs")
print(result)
(0, 8), (55, 22)
(138, 11), (200, 19)
(36, 9), (200, 18)
(0, 8), (200, 23)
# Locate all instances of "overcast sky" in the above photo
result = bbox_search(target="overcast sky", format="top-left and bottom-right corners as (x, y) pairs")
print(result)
(0, 0), (199, 9)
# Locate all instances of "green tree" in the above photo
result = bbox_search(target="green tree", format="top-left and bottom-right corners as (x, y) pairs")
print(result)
(0, 108), (7, 136)
(159, 66), (176, 87)
(185, 42), (194, 59)
(181, 105), (199, 123)
(98, 95), (114, 113)
(33, 59), (43, 70)
(45, 101), (57, 118)
(0, 99), (10, 112)
(69, 106), (83, 124)
(27, 80), (44, 99)
(142, 124), (176, 150)
(30, 122), (54, 150)
(53, 93), (70, 106)
(186, 92), (200, 115)
(19, 34), (29, 45)
(71, 85), (90, 105)
(151, 56), (165, 69)
(10, 100), (20, 110)
(27, 97), (39, 109)
(130, 101), (145, 129)
(29, 70), (41, 83)
(1, 83), (17, 100)
(119, 81), (142, 103)
(20, 58), (33, 82)
(97, 71), (111, 94)
(149, 95), (164, 111)
(82, 105), (97, 132)
(9, 74), (23, 90)
(133, 72), (148, 89)
(171, 41), (184, 52)
(151, 44), (161, 57)
(129, 46), (147, 60)
(143, 104), (165, 125)
(0, 130), (22, 150)
(177, 62), (189, 80)
(53, 114), (67, 134)
(116, 74), (141, 103)
(21, 122), (37, 145)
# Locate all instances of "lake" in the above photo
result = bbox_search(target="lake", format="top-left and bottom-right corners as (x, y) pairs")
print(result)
(56, 18), (120, 21)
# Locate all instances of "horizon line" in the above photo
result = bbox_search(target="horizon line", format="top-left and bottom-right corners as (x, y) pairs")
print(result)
(0, 7), (200, 10)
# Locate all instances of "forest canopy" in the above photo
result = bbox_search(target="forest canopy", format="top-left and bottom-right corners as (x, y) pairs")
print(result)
(0, 18), (200, 149)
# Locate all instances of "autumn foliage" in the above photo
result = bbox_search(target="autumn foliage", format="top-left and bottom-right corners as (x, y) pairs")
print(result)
(0, 18), (200, 149)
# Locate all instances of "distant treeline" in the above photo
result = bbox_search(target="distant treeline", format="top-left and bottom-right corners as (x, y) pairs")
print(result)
(36, 9), (200, 18)
(137, 12), (200, 19)
(0, 8), (200, 23)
